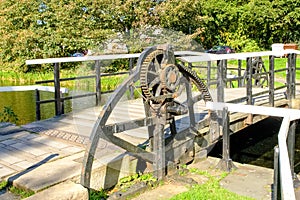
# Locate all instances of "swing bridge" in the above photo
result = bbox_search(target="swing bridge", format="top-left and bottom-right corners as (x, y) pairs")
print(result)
(26, 44), (300, 199)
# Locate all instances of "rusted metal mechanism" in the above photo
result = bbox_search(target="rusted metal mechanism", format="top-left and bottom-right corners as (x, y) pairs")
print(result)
(244, 56), (268, 88)
(81, 44), (217, 188)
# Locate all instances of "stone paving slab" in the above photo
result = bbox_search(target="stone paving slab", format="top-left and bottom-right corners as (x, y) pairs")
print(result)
(189, 157), (273, 200)
(0, 124), (145, 197)
(220, 163), (273, 200)
(13, 152), (84, 192)
(0, 125), (24, 136)
(24, 180), (88, 200)
(0, 126), (87, 191)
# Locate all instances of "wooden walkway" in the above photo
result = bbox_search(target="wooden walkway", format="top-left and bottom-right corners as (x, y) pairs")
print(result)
(22, 87), (290, 147)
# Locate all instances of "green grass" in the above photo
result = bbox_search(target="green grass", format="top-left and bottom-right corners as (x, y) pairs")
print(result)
(90, 189), (108, 200)
(89, 173), (157, 200)
(170, 168), (254, 200)
(0, 181), (7, 190)
(169, 180), (253, 200)
(0, 70), (77, 84)
(9, 186), (34, 199)
(0, 181), (34, 199)
(0, 70), (128, 93)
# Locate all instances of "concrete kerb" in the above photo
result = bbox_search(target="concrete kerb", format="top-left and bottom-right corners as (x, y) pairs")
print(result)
(24, 180), (88, 200)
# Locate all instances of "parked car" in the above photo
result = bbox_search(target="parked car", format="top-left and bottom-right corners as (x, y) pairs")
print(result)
(206, 46), (235, 54)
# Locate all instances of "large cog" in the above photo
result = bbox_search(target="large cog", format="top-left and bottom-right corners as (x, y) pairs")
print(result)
(140, 47), (213, 104)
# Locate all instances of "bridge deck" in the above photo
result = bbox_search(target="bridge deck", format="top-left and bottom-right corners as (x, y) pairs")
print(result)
(22, 87), (291, 147)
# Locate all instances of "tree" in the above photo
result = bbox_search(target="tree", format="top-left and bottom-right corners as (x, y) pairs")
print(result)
(0, 0), (114, 72)
(1, 0), (300, 73)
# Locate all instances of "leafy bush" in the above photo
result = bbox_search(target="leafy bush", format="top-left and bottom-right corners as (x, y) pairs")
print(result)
(0, 106), (18, 124)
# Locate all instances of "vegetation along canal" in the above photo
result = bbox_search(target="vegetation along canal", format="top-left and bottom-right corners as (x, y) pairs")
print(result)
(209, 117), (300, 172)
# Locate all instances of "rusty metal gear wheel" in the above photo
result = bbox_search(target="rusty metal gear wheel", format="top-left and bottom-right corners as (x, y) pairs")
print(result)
(140, 49), (168, 103)
(140, 47), (213, 104)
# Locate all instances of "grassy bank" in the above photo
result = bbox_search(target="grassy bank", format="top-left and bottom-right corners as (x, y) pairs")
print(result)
(0, 70), (128, 92)
(0, 70), (76, 84)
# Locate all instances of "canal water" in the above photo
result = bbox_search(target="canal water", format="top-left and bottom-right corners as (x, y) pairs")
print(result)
(208, 117), (300, 173)
(0, 80), (96, 125)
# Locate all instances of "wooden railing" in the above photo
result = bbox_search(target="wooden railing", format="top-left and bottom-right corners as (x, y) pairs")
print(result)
(26, 54), (140, 120)
(26, 51), (203, 120)
(26, 49), (300, 122)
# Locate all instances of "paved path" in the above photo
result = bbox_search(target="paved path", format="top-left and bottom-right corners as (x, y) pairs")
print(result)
(0, 123), (85, 189)
(0, 122), (133, 198)
(0, 122), (295, 200)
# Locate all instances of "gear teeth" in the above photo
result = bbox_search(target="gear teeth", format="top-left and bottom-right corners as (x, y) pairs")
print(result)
(139, 48), (213, 104)
(140, 49), (165, 103)
(177, 64), (213, 102)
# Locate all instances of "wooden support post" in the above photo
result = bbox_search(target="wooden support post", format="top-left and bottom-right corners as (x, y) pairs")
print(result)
(273, 146), (280, 200)
(95, 60), (101, 105)
(246, 57), (253, 105)
(217, 60), (225, 103)
(245, 57), (253, 125)
(153, 109), (166, 180)
(290, 54), (296, 99)
(223, 59), (228, 88)
(35, 89), (41, 121)
(238, 59), (242, 87)
(217, 106), (236, 171)
(207, 61), (211, 88)
(286, 54), (296, 102)
(269, 55), (275, 107)
(54, 63), (62, 116)
(217, 60), (226, 122)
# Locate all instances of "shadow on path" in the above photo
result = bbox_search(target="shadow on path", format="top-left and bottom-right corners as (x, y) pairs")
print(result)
(0, 154), (59, 200)
(7, 153), (59, 185)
